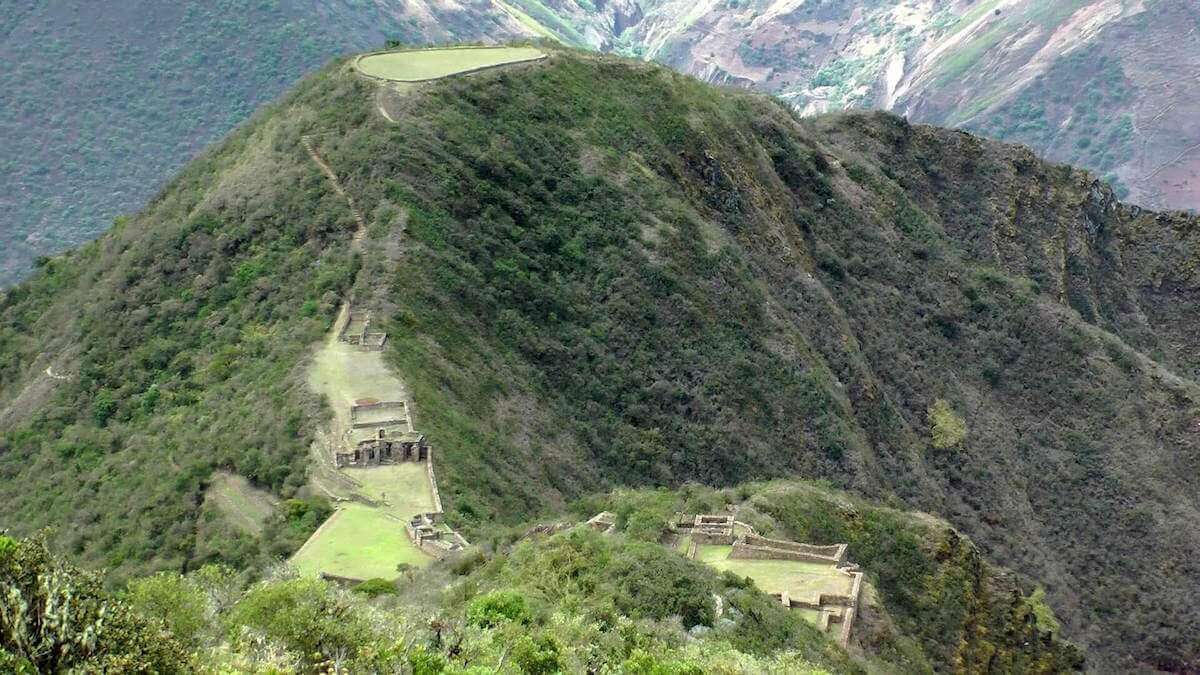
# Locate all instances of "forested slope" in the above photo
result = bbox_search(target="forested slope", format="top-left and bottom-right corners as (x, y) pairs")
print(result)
(0, 48), (1197, 670)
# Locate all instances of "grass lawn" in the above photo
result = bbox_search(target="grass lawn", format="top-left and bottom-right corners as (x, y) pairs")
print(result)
(696, 544), (732, 562)
(675, 535), (693, 554)
(795, 607), (822, 626)
(347, 463), (434, 518)
(357, 47), (544, 82)
(308, 322), (412, 435)
(291, 503), (430, 579)
(697, 545), (853, 601)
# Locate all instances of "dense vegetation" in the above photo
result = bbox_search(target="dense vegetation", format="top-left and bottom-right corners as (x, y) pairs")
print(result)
(0, 63), (369, 580)
(1, 479), (1079, 672)
(1, 47), (1197, 669)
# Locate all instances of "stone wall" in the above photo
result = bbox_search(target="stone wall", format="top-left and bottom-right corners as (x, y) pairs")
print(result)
(360, 333), (387, 351)
(730, 542), (843, 564)
(350, 401), (406, 428)
(692, 531), (735, 545)
(426, 447), (443, 514)
(735, 534), (846, 563)
(320, 572), (366, 586)
(836, 571), (864, 648)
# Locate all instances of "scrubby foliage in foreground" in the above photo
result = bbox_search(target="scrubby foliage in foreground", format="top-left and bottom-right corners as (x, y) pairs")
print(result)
(0, 529), (847, 674)
(0, 535), (189, 673)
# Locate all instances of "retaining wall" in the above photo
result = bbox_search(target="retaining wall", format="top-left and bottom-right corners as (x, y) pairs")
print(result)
(426, 448), (443, 514)
(692, 531), (735, 545)
(730, 542), (845, 564)
(350, 401), (406, 428)
(739, 534), (845, 562)
(320, 572), (366, 586)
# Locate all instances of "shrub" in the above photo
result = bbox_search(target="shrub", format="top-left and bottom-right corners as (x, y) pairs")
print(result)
(226, 578), (369, 666)
(511, 634), (563, 674)
(466, 589), (530, 628)
(928, 398), (967, 449)
(354, 578), (399, 597)
(0, 536), (190, 672)
(124, 572), (209, 649)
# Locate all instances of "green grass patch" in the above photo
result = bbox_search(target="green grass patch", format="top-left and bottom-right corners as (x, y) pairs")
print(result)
(696, 544), (733, 563)
(795, 607), (823, 626)
(308, 329), (411, 433)
(205, 471), (278, 535)
(347, 463), (435, 518)
(698, 545), (852, 601)
(291, 503), (429, 579)
(675, 534), (693, 554)
(357, 47), (544, 82)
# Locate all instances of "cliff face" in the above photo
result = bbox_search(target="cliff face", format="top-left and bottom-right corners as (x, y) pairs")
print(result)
(0, 50), (1197, 669)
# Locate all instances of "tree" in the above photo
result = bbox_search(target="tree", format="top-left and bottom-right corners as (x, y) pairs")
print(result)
(928, 398), (967, 449)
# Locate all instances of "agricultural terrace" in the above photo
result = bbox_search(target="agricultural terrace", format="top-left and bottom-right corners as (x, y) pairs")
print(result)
(293, 307), (434, 579)
(697, 544), (854, 606)
(355, 46), (544, 82)
(291, 503), (428, 579)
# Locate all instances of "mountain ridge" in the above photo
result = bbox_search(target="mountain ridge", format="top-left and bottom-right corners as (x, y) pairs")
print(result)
(1, 46), (1197, 670)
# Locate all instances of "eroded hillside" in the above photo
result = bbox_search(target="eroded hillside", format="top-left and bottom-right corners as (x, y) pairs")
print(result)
(1, 48), (1197, 670)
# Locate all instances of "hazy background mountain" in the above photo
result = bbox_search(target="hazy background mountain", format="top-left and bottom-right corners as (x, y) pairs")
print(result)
(2, 0), (1198, 287)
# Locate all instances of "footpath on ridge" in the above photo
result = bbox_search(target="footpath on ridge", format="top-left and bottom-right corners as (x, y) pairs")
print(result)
(290, 47), (543, 582)
(287, 45), (864, 648)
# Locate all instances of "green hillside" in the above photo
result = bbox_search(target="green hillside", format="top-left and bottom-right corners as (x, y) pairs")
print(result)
(0, 0), (526, 286)
(1, 47), (1198, 670)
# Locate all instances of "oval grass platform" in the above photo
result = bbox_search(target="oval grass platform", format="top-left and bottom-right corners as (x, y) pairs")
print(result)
(355, 46), (545, 83)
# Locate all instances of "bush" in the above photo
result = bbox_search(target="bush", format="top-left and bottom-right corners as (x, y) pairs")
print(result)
(928, 398), (967, 449)
(354, 577), (399, 597)
(227, 578), (370, 667)
(511, 634), (563, 674)
(124, 572), (209, 649)
(466, 589), (530, 628)
(0, 536), (190, 672)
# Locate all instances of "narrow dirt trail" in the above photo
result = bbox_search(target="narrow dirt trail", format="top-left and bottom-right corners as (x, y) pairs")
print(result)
(301, 135), (368, 247)
(293, 49), (549, 579)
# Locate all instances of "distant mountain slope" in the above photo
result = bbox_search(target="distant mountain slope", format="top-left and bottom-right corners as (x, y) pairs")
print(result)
(1, 48), (1197, 670)
(517, 0), (1200, 214)
(0, 0), (526, 285)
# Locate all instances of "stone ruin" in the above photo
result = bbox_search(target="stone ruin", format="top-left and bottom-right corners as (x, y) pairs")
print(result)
(329, 395), (472, 561)
(335, 401), (427, 468)
(338, 305), (388, 351)
(585, 511), (617, 534)
(671, 513), (864, 648)
(670, 512), (739, 544)
(731, 533), (847, 565)
(406, 511), (469, 557)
